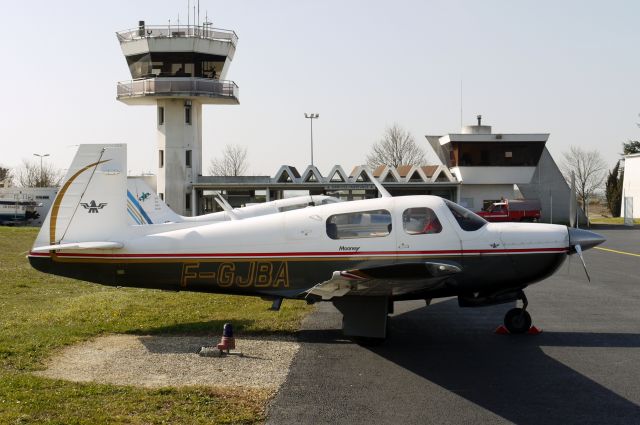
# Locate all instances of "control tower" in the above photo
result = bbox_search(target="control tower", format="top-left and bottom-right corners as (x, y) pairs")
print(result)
(116, 21), (239, 215)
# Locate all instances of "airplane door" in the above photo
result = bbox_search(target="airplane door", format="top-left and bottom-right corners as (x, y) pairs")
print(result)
(394, 203), (462, 258)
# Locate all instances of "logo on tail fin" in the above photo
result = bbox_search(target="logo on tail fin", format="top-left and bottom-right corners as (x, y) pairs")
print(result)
(80, 200), (108, 213)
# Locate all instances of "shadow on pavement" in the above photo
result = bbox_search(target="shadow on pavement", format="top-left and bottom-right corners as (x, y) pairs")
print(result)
(363, 299), (640, 425)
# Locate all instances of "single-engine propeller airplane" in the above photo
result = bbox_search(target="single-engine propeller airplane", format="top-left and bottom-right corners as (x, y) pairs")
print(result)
(29, 144), (605, 340)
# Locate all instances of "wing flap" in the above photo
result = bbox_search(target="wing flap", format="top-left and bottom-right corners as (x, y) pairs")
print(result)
(307, 262), (461, 300)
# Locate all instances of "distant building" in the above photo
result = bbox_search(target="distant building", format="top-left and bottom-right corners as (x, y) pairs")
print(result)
(427, 116), (584, 223)
(621, 153), (640, 219)
(0, 187), (58, 226)
(192, 164), (459, 214)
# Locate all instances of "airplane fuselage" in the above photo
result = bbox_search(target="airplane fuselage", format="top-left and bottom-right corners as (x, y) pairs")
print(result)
(29, 196), (569, 304)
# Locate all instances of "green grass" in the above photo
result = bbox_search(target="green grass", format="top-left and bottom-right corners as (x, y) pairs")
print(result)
(0, 226), (312, 424)
(589, 217), (640, 225)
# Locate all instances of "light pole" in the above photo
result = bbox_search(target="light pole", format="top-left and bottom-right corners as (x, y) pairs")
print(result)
(304, 113), (319, 166)
(33, 153), (50, 187)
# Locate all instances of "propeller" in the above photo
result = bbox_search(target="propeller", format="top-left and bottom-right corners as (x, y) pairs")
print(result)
(567, 227), (605, 282)
(574, 244), (590, 282)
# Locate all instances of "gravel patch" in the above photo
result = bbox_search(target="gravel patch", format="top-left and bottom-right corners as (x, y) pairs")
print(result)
(35, 334), (299, 390)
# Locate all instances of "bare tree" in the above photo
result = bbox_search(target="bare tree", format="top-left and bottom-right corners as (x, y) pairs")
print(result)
(366, 124), (426, 168)
(209, 144), (249, 176)
(0, 166), (12, 186)
(16, 159), (63, 188)
(561, 146), (607, 206)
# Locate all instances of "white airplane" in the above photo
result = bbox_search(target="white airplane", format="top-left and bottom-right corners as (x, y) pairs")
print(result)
(126, 177), (341, 225)
(28, 144), (605, 340)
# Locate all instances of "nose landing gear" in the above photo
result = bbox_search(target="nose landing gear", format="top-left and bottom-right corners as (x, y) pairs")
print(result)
(501, 291), (540, 334)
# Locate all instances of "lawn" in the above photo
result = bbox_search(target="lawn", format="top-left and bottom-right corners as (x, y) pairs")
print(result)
(0, 226), (312, 424)
(589, 217), (640, 225)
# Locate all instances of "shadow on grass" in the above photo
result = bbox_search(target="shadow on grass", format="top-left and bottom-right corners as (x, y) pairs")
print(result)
(125, 319), (302, 338)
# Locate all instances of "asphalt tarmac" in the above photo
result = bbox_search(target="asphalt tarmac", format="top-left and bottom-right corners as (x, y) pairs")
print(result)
(267, 225), (640, 425)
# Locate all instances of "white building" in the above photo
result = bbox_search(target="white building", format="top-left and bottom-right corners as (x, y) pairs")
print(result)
(621, 153), (640, 219)
(0, 187), (58, 226)
(116, 21), (239, 215)
(427, 117), (585, 223)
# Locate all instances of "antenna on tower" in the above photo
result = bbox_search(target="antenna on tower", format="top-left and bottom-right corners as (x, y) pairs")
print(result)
(460, 79), (463, 129)
(187, 0), (190, 28)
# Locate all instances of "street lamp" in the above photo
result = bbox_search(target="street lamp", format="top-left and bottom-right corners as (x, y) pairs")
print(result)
(304, 113), (319, 166)
(33, 153), (50, 187)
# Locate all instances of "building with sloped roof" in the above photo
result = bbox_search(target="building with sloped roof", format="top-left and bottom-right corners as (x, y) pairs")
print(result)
(426, 116), (584, 223)
(192, 163), (459, 214)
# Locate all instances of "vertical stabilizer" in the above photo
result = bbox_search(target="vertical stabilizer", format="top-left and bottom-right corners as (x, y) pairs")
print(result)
(33, 144), (128, 249)
(127, 178), (182, 224)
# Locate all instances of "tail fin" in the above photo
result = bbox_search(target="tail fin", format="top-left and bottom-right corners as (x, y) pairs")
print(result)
(33, 144), (127, 249)
(127, 177), (182, 224)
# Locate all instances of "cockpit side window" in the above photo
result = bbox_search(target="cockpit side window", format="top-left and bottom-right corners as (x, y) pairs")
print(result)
(444, 199), (487, 231)
(402, 207), (442, 235)
(326, 209), (392, 240)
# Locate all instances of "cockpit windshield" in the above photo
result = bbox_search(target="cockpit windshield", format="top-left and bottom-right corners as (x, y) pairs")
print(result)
(444, 199), (487, 231)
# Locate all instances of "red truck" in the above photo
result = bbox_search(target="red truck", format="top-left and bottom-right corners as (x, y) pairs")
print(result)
(476, 199), (541, 222)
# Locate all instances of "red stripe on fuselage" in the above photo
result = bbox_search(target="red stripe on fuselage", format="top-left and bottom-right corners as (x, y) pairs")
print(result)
(28, 247), (569, 259)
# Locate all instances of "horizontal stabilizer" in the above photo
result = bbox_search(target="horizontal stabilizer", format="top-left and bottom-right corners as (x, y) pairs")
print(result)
(31, 241), (124, 252)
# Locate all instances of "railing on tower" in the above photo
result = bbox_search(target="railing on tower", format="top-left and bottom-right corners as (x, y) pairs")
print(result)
(117, 77), (239, 100)
(116, 25), (238, 47)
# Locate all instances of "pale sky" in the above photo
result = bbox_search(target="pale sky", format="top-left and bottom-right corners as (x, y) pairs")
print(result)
(1, 0), (638, 176)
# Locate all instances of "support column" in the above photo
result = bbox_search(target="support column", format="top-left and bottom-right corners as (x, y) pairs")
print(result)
(156, 98), (202, 215)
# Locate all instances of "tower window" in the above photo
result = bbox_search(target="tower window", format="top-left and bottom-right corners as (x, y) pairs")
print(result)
(186, 193), (191, 210)
(158, 106), (164, 125)
(186, 150), (192, 168)
(185, 105), (192, 124)
(159, 193), (164, 201)
(159, 150), (164, 168)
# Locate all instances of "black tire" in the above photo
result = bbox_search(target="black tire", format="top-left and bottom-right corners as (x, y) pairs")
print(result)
(504, 308), (532, 334)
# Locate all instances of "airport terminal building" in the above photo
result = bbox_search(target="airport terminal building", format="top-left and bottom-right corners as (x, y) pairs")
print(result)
(178, 118), (578, 224)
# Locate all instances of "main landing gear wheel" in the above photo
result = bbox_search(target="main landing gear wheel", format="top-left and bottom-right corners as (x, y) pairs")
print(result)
(504, 308), (532, 334)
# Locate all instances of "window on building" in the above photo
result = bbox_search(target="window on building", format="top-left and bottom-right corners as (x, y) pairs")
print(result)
(403, 208), (442, 235)
(186, 150), (192, 168)
(158, 106), (164, 125)
(460, 198), (474, 209)
(159, 193), (164, 201)
(185, 105), (192, 124)
(186, 193), (191, 210)
(326, 209), (392, 240)
(444, 199), (487, 231)
(159, 150), (164, 168)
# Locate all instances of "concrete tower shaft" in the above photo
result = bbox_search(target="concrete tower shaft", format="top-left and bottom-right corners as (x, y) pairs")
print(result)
(116, 21), (239, 215)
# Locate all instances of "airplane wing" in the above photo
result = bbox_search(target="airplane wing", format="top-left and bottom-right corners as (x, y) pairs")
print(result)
(31, 241), (124, 252)
(307, 262), (462, 300)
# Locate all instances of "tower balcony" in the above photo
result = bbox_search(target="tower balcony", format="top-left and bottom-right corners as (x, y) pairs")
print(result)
(116, 25), (238, 47)
(116, 77), (239, 105)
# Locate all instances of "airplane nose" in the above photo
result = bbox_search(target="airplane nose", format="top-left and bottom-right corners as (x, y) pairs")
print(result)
(568, 227), (606, 251)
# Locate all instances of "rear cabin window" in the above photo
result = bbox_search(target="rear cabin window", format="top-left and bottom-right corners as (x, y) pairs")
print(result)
(403, 207), (442, 235)
(444, 199), (487, 231)
(326, 209), (392, 240)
